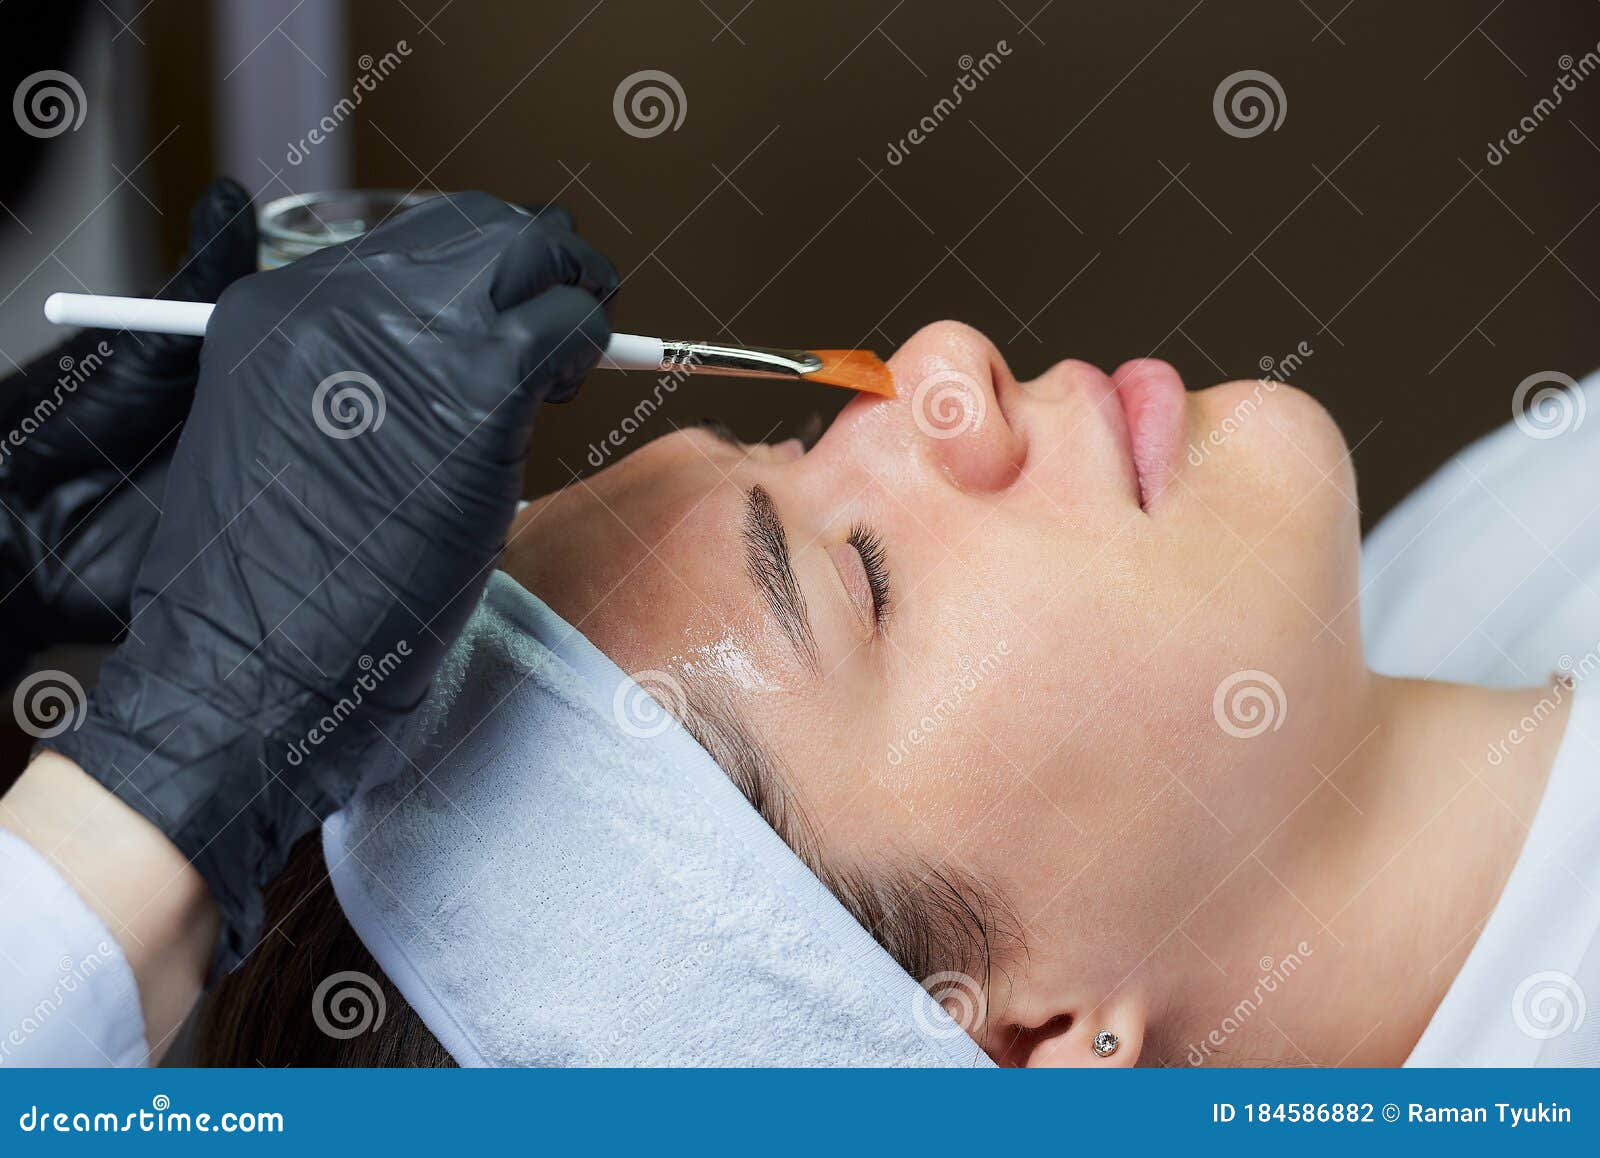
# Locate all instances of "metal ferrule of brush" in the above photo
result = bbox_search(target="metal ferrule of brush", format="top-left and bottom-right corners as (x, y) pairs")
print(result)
(659, 340), (823, 379)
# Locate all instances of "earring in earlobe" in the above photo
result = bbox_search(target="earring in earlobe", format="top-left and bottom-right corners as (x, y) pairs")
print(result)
(1092, 1030), (1120, 1058)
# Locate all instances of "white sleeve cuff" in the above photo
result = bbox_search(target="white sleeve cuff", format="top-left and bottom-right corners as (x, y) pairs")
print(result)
(0, 829), (148, 1067)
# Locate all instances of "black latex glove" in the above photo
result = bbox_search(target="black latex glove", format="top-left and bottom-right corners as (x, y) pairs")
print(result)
(0, 178), (257, 679)
(53, 191), (618, 971)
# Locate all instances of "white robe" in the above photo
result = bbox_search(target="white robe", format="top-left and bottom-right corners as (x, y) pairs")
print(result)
(1363, 370), (1600, 1066)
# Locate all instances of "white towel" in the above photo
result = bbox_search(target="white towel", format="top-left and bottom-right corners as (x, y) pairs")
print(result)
(323, 571), (991, 1066)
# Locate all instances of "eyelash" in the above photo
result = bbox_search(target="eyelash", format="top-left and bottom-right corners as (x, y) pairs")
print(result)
(847, 523), (892, 628)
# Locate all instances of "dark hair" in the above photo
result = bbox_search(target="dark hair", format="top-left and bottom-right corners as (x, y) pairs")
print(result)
(198, 673), (1018, 1064)
(197, 835), (454, 1067)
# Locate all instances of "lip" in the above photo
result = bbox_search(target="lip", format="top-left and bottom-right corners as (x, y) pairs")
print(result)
(1112, 360), (1187, 510)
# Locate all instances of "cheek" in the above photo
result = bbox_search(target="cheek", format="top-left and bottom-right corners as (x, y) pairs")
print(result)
(775, 656), (1034, 866)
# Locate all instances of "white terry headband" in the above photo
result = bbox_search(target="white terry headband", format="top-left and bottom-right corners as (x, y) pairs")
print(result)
(323, 571), (993, 1066)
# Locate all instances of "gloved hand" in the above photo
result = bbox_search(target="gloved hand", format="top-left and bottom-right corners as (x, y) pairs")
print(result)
(0, 178), (256, 679)
(53, 192), (618, 971)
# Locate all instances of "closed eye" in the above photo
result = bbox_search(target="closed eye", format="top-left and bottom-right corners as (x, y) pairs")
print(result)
(847, 523), (892, 629)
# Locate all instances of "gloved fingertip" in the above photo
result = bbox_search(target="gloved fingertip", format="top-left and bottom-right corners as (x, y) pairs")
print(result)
(201, 176), (252, 215)
(545, 326), (608, 402)
(554, 311), (613, 404)
(442, 190), (508, 232)
(496, 284), (612, 404)
(585, 242), (622, 319)
(556, 227), (621, 320)
(519, 201), (576, 232)
(188, 177), (254, 248)
(489, 220), (620, 314)
(504, 282), (613, 342)
(171, 177), (259, 301)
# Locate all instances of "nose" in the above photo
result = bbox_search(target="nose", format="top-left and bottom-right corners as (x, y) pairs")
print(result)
(819, 321), (1027, 494)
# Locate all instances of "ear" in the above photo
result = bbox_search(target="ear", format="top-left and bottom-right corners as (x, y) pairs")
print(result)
(986, 988), (1147, 1068)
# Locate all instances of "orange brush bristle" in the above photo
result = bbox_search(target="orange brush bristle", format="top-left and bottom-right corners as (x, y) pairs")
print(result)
(803, 349), (896, 398)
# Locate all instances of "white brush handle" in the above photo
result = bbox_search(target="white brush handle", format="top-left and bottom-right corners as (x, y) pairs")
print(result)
(594, 332), (663, 371)
(45, 293), (214, 336)
(42, 292), (667, 371)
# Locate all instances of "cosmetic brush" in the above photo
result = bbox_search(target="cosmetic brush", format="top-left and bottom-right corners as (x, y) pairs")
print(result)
(41, 293), (896, 398)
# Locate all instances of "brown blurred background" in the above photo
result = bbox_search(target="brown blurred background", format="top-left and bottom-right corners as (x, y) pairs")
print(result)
(5, 0), (1600, 524)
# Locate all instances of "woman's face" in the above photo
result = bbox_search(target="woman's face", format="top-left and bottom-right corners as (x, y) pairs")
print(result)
(506, 320), (1364, 1046)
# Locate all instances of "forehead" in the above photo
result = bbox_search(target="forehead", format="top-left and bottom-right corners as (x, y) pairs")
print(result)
(507, 429), (760, 673)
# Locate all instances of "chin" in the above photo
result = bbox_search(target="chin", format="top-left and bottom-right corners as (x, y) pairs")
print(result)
(1177, 377), (1360, 606)
(1185, 379), (1351, 493)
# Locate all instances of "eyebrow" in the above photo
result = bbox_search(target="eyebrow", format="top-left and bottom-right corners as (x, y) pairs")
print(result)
(689, 416), (743, 447)
(741, 485), (819, 673)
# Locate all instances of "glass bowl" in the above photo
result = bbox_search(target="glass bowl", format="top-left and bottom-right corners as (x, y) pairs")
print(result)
(257, 189), (440, 269)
